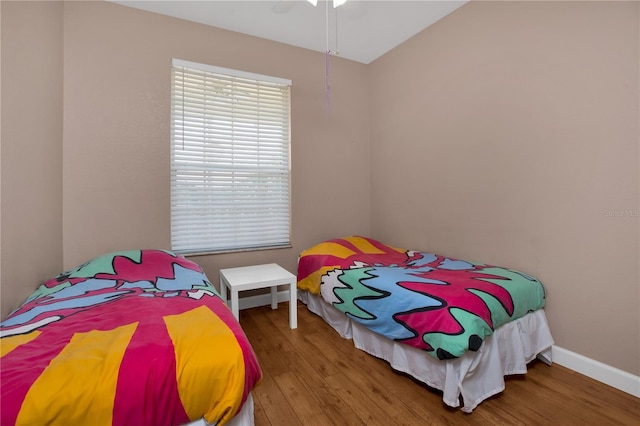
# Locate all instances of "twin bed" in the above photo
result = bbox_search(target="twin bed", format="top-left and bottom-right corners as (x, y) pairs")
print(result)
(1, 236), (553, 423)
(297, 236), (554, 412)
(0, 250), (260, 426)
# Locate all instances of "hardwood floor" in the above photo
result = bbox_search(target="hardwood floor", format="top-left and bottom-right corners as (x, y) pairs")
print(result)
(239, 301), (640, 426)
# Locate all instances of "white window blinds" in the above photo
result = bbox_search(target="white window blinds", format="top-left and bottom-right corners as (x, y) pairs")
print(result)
(170, 59), (292, 254)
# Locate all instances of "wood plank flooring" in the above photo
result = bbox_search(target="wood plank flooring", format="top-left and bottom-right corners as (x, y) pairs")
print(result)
(239, 302), (640, 425)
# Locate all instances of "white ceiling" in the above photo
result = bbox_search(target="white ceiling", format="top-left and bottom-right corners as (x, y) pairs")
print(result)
(110, 0), (468, 64)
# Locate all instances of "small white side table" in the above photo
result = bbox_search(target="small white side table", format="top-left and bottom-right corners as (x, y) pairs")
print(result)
(219, 263), (297, 329)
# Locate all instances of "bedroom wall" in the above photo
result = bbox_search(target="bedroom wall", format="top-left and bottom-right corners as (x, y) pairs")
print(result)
(2, 0), (637, 383)
(60, 2), (370, 283)
(0, 1), (64, 319)
(370, 1), (639, 375)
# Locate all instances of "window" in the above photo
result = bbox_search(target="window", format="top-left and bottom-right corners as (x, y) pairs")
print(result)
(170, 59), (292, 254)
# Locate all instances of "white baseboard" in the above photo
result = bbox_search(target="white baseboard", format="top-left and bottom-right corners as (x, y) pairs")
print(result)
(552, 345), (640, 398)
(236, 295), (640, 399)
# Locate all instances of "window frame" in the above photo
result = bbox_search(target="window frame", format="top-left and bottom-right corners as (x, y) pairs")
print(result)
(170, 58), (292, 255)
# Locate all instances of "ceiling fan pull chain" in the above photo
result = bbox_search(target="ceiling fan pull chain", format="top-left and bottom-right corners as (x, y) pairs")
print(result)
(335, 4), (339, 56)
(325, 0), (331, 113)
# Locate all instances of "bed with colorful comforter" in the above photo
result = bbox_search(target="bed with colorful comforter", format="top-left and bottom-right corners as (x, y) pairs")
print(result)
(297, 236), (554, 412)
(0, 250), (262, 426)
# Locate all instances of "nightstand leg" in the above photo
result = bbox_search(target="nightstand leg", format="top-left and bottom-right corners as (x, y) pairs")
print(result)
(231, 290), (240, 321)
(270, 286), (278, 309)
(289, 281), (297, 329)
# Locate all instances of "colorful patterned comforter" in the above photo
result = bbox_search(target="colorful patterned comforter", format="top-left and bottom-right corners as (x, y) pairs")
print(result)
(298, 237), (546, 360)
(1, 250), (262, 426)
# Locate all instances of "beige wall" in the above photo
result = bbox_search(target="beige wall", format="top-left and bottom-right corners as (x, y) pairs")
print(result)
(1, 0), (638, 377)
(1, 1), (63, 318)
(370, 1), (639, 375)
(61, 1), (370, 280)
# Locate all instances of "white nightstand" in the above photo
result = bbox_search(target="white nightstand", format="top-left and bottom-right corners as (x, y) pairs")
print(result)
(219, 263), (297, 329)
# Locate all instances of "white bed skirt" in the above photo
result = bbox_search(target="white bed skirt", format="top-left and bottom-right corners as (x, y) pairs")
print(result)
(299, 290), (554, 413)
(185, 392), (254, 426)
